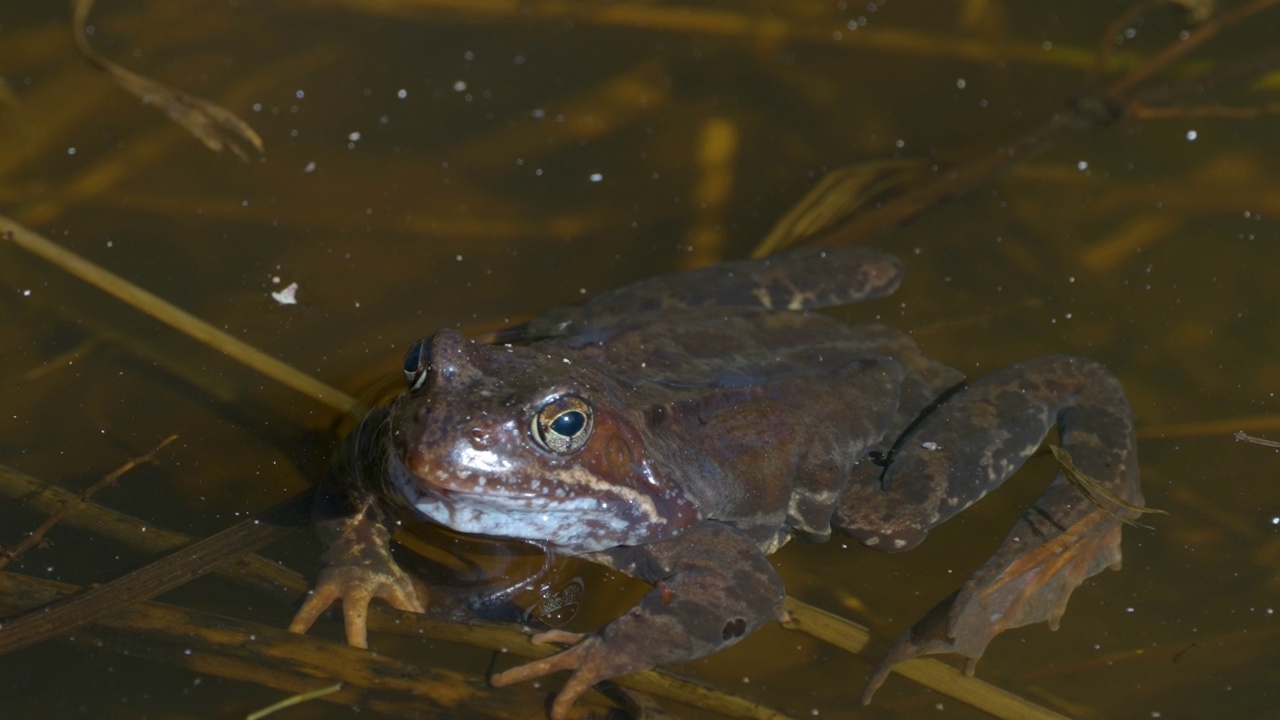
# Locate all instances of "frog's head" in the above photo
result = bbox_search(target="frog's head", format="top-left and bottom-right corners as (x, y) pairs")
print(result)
(386, 329), (701, 553)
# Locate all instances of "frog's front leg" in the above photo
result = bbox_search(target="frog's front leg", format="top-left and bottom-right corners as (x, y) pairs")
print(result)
(491, 521), (786, 720)
(289, 471), (424, 645)
(836, 356), (1143, 699)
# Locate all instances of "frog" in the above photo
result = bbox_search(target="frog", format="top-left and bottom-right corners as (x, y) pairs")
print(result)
(288, 245), (1144, 718)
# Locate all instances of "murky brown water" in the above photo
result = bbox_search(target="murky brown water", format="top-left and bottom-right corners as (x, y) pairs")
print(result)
(2, 1), (1278, 718)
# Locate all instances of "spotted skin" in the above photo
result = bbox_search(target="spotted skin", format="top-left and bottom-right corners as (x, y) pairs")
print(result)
(289, 246), (1146, 718)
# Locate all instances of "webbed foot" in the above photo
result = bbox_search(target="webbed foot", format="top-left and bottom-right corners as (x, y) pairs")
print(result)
(492, 630), (622, 720)
(862, 505), (1126, 702)
(289, 563), (427, 648)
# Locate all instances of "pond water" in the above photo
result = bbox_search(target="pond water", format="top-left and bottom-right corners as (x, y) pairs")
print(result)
(1, 1), (1278, 718)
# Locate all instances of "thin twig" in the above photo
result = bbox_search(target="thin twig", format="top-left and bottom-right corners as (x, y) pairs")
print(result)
(0, 462), (310, 598)
(0, 491), (313, 658)
(0, 434), (178, 571)
(0, 572), (607, 720)
(1105, 0), (1280, 98)
(1131, 101), (1280, 119)
(780, 0), (1280, 251)
(1084, 0), (1165, 89)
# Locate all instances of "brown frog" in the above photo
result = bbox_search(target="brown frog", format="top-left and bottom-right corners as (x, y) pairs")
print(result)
(289, 246), (1144, 717)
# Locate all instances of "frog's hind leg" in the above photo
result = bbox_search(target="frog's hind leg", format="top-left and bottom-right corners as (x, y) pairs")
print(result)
(833, 355), (1144, 701)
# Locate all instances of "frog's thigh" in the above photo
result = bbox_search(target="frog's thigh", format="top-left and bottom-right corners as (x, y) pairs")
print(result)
(836, 355), (1139, 551)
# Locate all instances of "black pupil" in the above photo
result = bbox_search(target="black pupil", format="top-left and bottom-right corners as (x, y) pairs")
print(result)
(402, 339), (428, 386)
(550, 411), (585, 437)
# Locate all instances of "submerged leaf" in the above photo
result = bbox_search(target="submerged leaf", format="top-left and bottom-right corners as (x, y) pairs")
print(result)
(72, 0), (264, 160)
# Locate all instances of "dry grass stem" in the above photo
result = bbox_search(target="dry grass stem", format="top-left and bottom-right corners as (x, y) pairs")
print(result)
(1, 215), (363, 416)
(0, 461), (1062, 718)
(1139, 414), (1280, 440)
(1131, 101), (1280, 120)
(245, 683), (343, 720)
(753, 161), (922, 257)
(0, 462), (309, 598)
(297, 0), (1136, 72)
(0, 572), (611, 720)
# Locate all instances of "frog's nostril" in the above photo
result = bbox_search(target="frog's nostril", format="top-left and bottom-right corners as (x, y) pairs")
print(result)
(721, 617), (747, 641)
(469, 428), (490, 447)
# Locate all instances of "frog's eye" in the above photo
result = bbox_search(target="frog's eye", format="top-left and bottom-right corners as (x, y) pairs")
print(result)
(531, 395), (593, 454)
(403, 338), (432, 390)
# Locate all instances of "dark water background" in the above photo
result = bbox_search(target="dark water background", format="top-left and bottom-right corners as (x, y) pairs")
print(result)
(1, 1), (1278, 717)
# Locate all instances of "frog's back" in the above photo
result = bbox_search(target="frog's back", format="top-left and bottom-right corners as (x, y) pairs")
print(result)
(529, 246), (964, 550)
(525, 246), (902, 340)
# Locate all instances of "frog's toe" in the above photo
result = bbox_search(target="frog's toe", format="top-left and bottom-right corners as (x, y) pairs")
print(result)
(530, 628), (589, 646)
(290, 565), (427, 650)
(492, 636), (625, 720)
(288, 584), (342, 636)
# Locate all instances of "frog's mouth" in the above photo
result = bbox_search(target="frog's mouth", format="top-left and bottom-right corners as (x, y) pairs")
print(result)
(386, 453), (665, 554)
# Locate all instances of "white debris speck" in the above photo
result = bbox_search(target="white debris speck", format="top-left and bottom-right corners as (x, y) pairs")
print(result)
(21, 289), (31, 297)
(589, 172), (603, 182)
(921, 441), (941, 451)
(302, 161), (317, 173)
(271, 282), (299, 305)
(397, 88), (408, 99)
(348, 131), (361, 142)
(1077, 160), (1089, 171)
(453, 80), (467, 92)
(956, 78), (966, 89)
(1186, 130), (1198, 141)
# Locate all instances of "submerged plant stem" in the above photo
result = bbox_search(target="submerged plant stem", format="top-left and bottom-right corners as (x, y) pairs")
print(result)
(0, 434), (177, 571)
(0, 215), (364, 416)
